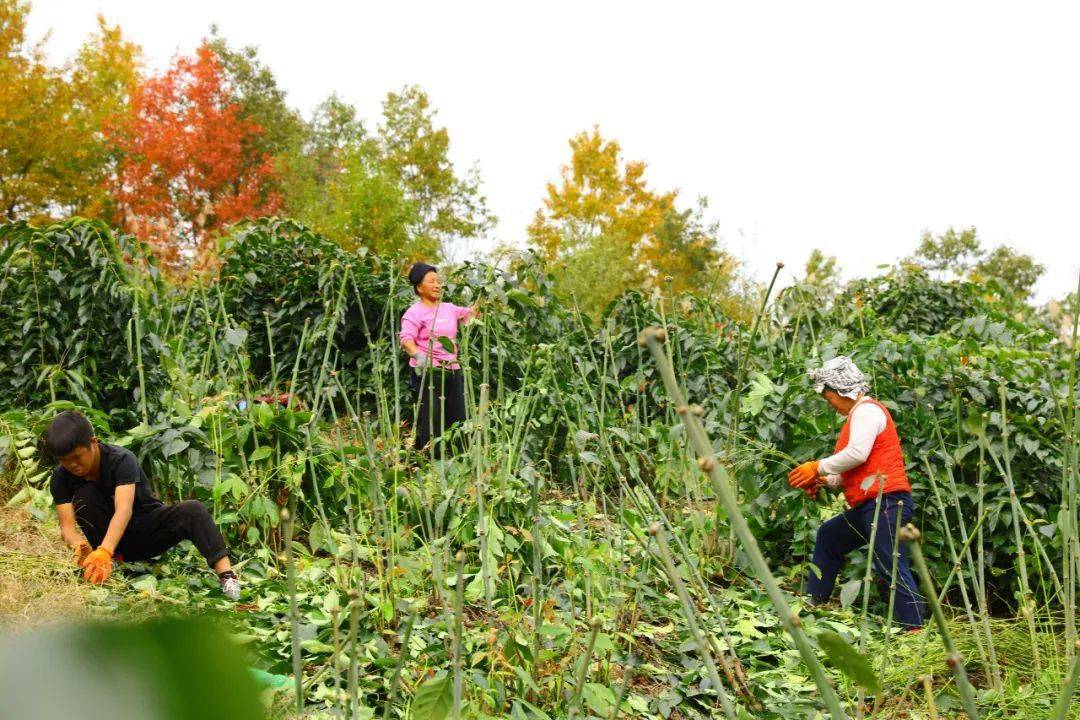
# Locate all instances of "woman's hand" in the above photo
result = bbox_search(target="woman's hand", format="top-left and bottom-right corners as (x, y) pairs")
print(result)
(787, 460), (821, 490)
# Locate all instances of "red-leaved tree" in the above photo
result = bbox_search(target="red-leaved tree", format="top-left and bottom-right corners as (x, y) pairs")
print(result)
(109, 42), (280, 271)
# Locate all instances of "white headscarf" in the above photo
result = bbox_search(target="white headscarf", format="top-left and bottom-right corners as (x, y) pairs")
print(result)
(810, 356), (870, 400)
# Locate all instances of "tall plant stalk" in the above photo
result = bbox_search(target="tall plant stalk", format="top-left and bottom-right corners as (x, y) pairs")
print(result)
(901, 524), (980, 720)
(282, 506), (304, 714)
(640, 326), (849, 719)
(649, 522), (739, 720)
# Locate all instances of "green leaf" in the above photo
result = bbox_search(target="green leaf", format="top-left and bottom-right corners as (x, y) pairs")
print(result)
(249, 446), (273, 463)
(817, 630), (882, 693)
(161, 437), (189, 458)
(131, 575), (158, 592)
(224, 327), (248, 348)
(300, 640), (334, 654)
(743, 372), (775, 416)
(839, 579), (862, 610)
(411, 672), (452, 720)
(582, 682), (616, 715)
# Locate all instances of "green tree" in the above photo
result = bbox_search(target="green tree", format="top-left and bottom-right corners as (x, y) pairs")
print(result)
(804, 248), (839, 288)
(914, 227), (1044, 302)
(378, 86), (494, 257)
(528, 127), (735, 314)
(970, 245), (1045, 300)
(914, 227), (982, 274)
(66, 15), (142, 216)
(283, 95), (422, 257)
(0, 4), (139, 221)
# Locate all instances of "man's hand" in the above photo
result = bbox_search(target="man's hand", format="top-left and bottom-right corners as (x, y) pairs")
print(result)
(787, 460), (821, 490)
(72, 541), (92, 568)
(83, 547), (113, 584)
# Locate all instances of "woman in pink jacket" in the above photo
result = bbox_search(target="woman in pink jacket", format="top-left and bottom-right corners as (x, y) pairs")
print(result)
(399, 262), (478, 452)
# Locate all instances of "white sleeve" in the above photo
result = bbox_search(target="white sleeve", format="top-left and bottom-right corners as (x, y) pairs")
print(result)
(822, 473), (843, 488)
(818, 403), (887, 476)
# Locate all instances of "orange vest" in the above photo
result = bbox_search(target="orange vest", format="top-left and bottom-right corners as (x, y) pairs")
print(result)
(834, 398), (911, 508)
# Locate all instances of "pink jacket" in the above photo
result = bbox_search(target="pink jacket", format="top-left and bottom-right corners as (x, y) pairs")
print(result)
(399, 302), (475, 369)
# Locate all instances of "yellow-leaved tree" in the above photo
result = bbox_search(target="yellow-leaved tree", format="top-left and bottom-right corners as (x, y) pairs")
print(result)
(528, 127), (741, 315)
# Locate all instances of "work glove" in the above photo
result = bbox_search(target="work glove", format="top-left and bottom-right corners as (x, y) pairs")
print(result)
(72, 541), (92, 568)
(414, 352), (431, 369)
(787, 460), (821, 490)
(82, 547), (113, 585)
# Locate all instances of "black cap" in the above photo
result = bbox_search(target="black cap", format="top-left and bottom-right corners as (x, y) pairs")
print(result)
(408, 262), (437, 289)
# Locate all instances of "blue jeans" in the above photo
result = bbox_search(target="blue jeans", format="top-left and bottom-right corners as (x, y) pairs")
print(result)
(806, 491), (925, 628)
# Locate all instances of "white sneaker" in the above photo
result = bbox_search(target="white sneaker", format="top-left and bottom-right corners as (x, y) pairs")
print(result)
(220, 575), (241, 600)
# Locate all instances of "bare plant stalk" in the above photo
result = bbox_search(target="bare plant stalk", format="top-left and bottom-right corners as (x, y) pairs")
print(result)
(132, 301), (149, 425)
(382, 613), (416, 719)
(923, 462), (989, 671)
(331, 607), (343, 719)
(871, 499), (904, 718)
(282, 506), (304, 714)
(900, 524), (980, 720)
(530, 462), (544, 673)
(1062, 273), (1080, 657)
(566, 618), (603, 720)
(855, 481), (886, 720)
(640, 326), (849, 719)
(347, 589), (361, 717)
(475, 383), (493, 609)
(1051, 641), (1080, 720)
(453, 550), (465, 719)
(931, 434), (1002, 690)
(608, 661), (634, 720)
(727, 262), (784, 454)
(649, 522), (739, 720)
(921, 675), (938, 720)
(987, 385), (1044, 671)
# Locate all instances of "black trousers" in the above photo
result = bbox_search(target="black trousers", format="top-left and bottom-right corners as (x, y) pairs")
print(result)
(410, 366), (466, 453)
(72, 483), (229, 568)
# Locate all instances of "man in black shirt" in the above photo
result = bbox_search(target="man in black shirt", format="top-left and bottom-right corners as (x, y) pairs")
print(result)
(46, 410), (241, 600)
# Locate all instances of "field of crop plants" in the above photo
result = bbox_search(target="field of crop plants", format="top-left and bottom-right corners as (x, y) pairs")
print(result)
(0, 217), (1077, 719)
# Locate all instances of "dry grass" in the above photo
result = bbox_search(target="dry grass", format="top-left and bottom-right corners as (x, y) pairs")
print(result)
(0, 506), (93, 629)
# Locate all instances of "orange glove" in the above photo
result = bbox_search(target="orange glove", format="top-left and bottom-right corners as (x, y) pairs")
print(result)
(83, 547), (113, 584)
(72, 541), (92, 568)
(787, 460), (821, 490)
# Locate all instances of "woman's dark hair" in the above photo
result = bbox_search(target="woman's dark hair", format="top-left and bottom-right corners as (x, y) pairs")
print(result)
(44, 411), (95, 458)
(408, 262), (437, 295)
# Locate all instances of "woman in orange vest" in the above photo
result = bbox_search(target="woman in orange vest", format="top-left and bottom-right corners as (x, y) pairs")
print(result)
(787, 356), (925, 629)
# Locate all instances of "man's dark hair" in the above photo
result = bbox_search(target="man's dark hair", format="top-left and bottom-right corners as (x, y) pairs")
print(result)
(44, 411), (95, 458)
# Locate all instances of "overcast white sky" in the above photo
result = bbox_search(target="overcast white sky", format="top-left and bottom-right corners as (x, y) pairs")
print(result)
(28, 1), (1080, 301)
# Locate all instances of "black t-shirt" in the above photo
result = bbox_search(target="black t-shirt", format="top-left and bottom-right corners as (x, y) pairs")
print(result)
(51, 443), (163, 514)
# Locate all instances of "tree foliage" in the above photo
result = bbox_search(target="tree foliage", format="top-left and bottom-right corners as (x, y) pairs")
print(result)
(913, 226), (1045, 301)
(528, 127), (738, 314)
(378, 86), (495, 258)
(109, 42), (281, 272)
(0, 4), (139, 221)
